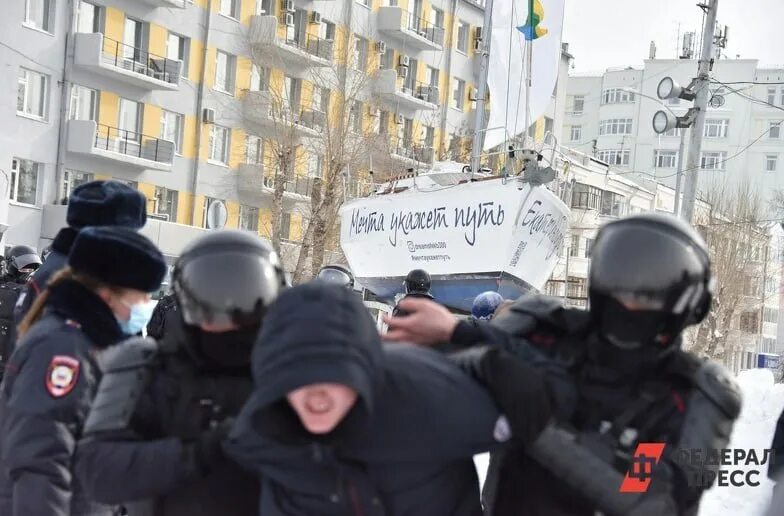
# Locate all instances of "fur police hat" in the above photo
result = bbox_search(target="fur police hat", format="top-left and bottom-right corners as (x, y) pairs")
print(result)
(68, 227), (167, 293)
(67, 180), (147, 229)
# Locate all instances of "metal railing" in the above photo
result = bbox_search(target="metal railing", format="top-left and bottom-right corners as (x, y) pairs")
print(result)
(400, 79), (439, 104)
(94, 124), (175, 164)
(101, 36), (180, 84)
(403, 12), (444, 45)
(262, 175), (315, 197)
(283, 34), (333, 61)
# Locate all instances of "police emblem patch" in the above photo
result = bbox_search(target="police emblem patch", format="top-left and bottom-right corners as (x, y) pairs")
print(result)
(46, 355), (80, 397)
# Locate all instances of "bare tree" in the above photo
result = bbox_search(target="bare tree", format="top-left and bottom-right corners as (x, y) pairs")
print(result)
(687, 180), (769, 364)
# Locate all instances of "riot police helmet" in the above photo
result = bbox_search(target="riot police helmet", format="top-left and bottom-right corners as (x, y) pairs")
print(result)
(316, 265), (354, 289)
(404, 269), (431, 294)
(5, 245), (42, 278)
(471, 291), (504, 320)
(172, 230), (286, 329)
(588, 212), (713, 350)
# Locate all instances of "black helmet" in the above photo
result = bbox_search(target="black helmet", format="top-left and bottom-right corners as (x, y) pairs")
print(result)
(404, 269), (431, 294)
(589, 212), (713, 350)
(316, 265), (354, 289)
(5, 245), (42, 279)
(172, 230), (287, 329)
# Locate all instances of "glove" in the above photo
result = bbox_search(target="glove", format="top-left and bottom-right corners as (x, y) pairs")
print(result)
(451, 346), (552, 445)
(193, 418), (234, 474)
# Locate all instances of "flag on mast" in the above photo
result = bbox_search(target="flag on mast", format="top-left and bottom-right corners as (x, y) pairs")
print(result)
(483, 0), (565, 150)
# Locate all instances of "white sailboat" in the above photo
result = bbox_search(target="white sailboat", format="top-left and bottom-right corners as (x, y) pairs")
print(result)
(339, 0), (569, 312)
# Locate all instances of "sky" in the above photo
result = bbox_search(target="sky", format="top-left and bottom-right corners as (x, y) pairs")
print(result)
(562, 0), (784, 73)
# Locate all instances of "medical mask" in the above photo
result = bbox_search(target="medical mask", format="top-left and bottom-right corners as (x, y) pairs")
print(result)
(118, 299), (157, 336)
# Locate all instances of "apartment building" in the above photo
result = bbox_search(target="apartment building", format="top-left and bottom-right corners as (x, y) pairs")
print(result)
(3, 0), (497, 268)
(562, 59), (784, 210)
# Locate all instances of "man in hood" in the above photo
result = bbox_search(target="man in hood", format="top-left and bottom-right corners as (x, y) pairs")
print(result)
(226, 282), (556, 516)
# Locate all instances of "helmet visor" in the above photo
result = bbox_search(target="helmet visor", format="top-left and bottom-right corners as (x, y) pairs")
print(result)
(317, 268), (353, 288)
(14, 253), (42, 271)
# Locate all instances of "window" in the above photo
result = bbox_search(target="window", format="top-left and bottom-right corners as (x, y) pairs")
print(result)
(380, 47), (394, 69)
(118, 98), (141, 140)
(544, 117), (554, 136)
(704, 118), (729, 138)
(349, 102), (362, 133)
(764, 307), (778, 324)
(663, 126), (683, 137)
(571, 183), (602, 211)
(69, 84), (97, 121)
(598, 118), (633, 135)
(456, 21), (469, 53)
(208, 125), (230, 164)
(283, 75), (301, 112)
(567, 277), (586, 299)
(61, 170), (94, 203)
(596, 149), (630, 166)
(781, 87), (784, 106)
(24, 0), (52, 32)
(239, 205), (260, 232)
(214, 50), (236, 94)
(320, 20), (336, 41)
(570, 125), (582, 142)
(769, 87), (777, 105)
(10, 158), (39, 205)
(245, 135), (263, 164)
(769, 121), (782, 139)
(154, 187), (178, 221)
(17, 68), (48, 120)
(600, 190), (627, 217)
(569, 234), (580, 257)
(427, 66), (440, 88)
(219, 0), (238, 18)
(452, 78), (465, 110)
(430, 7), (444, 29)
(255, 0), (272, 14)
(403, 118), (414, 147)
(75, 0), (100, 33)
(280, 212), (292, 240)
(601, 88), (635, 104)
(700, 151), (726, 170)
(160, 110), (184, 154)
(766, 154), (778, 172)
(307, 153), (323, 177)
(584, 238), (594, 258)
(123, 18), (145, 62)
(571, 95), (585, 115)
(353, 36), (369, 70)
(739, 312), (759, 333)
(251, 65), (269, 92)
(166, 32), (190, 77)
(654, 149), (678, 168)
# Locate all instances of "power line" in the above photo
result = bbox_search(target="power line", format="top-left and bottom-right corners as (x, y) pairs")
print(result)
(711, 79), (784, 113)
(711, 81), (784, 86)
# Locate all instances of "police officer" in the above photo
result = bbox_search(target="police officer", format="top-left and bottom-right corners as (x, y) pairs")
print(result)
(0, 245), (42, 378)
(146, 291), (179, 341)
(385, 213), (742, 515)
(75, 230), (287, 515)
(315, 264), (354, 289)
(14, 180), (147, 325)
(0, 227), (166, 516)
(392, 269), (434, 316)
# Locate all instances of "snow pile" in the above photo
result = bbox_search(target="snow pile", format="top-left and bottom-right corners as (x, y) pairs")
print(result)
(698, 369), (784, 516)
(473, 369), (784, 515)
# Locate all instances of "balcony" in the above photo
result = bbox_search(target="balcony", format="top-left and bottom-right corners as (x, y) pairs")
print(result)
(237, 164), (316, 206)
(370, 135), (434, 172)
(67, 120), (174, 171)
(377, 7), (444, 51)
(242, 91), (320, 141)
(74, 33), (181, 90)
(249, 16), (333, 69)
(374, 70), (440, 111)
(140, 0), (186, 7)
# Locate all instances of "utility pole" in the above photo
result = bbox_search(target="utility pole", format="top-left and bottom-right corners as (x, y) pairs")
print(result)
(681, 0), (719, 223)
(673, 129), (687, 215)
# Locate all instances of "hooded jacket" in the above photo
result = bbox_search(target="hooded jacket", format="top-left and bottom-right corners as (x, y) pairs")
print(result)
(226, 283), (505, 516)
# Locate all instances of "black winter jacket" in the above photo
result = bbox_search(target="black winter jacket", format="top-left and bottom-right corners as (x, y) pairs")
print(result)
(226, 283), (506, 516)
(0, 280), (126, 516)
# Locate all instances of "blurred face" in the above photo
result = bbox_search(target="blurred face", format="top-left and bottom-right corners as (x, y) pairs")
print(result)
(199, 321), (240, 333)
(102, 288), (151, 321)
(286, 384), (358, 434)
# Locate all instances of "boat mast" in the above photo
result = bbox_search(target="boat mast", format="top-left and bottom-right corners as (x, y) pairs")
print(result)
(469, 0), (495, 176)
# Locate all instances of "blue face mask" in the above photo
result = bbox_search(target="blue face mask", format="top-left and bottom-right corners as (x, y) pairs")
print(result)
(118, 299), (157, 336)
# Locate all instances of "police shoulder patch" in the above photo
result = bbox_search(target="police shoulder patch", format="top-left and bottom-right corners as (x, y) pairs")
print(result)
(46, 355), (80, 398)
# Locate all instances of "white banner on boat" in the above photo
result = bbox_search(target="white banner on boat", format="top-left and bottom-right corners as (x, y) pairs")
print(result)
(339, 180), (569, 290)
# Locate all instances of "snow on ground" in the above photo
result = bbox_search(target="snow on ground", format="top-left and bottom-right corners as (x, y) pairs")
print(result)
(473, 369), (784, 515)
